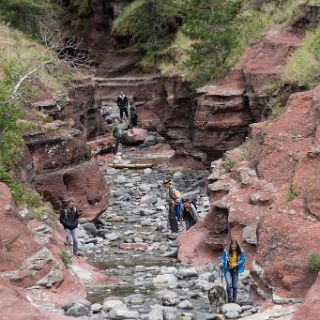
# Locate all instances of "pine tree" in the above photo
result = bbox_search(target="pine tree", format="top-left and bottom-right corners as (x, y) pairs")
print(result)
(112, 0), (183, 59)
(182, 0), (242, 86)
(0, 0), (53, 37)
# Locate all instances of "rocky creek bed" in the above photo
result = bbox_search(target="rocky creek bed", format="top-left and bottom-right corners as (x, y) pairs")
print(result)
(62, 149), (259, 320)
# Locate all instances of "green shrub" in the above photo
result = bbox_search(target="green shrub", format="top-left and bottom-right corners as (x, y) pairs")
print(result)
(0, 167), (25, 204)
(283, 28), (320, 88)
(0, 0), (53, 37)
(268, 104), (283, 121)
(307, 252), (320, 273)
(287, 186), (300, 201)
(223, 156), (237, 172)
(60, 251), (72, 269)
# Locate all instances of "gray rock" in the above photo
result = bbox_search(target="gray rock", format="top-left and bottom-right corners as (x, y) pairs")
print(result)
(114, 175), (127, 184)
(126, 294), (145, 305)
(91, 303), (103, 313)
(143, 135), (158, 147)
(18, 208), (35, 220)
(107, 232), (122, 241)
(140, 195), (157, 205)
(148, 304), (163, 320)
(163, 307), (180, 320)
(158, 290), (178, 306)
(172, 171), (183, 182)
(144, 168), (153, 176)
(109, 304), (139, 319)
(242, 225), (257, 245)
(82, 223), (98, 237)
(225, 311), (240, 319)
(177, 300), (193, 310)
(139, 184), (151, 192)
(153, 274), (178, 289)
(222, 303), (242, 314)
(103, 300), (124, 311)
(178, 267), (198, 278)
(66, 303), (90, 317)
(123, 193), (132, 201)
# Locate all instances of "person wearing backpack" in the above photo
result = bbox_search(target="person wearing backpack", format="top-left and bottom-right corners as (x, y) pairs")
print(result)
(220, 240), (246, 303)
(163, 179), (182, 220)
(129, 103), (138, 127)
(59, 201), (81, 256)
(112, 118), (122, 154)
(180, 198), (199, 230)
(168, 202), (179, 233)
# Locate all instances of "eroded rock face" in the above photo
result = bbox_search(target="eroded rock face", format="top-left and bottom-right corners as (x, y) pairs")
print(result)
(135, 27), (301, 164)
(179, 85), (320, 304)
(292, 273), (320, 320)
(22, 81), (110, 220)
(33, 162), (109, 220)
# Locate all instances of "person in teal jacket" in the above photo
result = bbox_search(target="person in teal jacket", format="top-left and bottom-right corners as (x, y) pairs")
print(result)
(220, 240), (246, 303)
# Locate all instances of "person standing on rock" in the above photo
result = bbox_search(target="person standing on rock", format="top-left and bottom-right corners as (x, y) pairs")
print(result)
(59, 201), (81, 256)
(220, 240), (246, 303)
(112, 119), (122, 154)
(163, 179), (182, 221)
(129, 103), (138, 127)
(116, 91), (129, 120)
(168, 202), (179, 233)
(180, 199), (199, 230)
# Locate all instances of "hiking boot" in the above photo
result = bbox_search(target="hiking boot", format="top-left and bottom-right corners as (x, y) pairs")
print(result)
(228, 298), (232, 303)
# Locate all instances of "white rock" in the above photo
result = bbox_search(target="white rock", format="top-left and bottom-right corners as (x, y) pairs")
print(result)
(148, 304), (163, 320)
(177, 300), (193, 309)
(102, 300), (124, 311)
(153, 274), (178, 289)
(242, 225), (257, 245)
(222, 303), (242, 314)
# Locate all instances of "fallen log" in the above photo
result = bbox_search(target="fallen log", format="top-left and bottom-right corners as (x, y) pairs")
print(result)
(110, 163), (154, 169)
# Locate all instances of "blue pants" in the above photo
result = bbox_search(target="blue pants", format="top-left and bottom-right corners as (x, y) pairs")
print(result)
(225, 269), (238, 301)
(175, 201), (182, 220)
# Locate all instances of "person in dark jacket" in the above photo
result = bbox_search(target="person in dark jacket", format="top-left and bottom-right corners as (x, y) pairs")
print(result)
(116, 91), (129, 120)
(180, 199), (199, 230)
(129, 103), (138, 127)
(59, 201), (80, 256)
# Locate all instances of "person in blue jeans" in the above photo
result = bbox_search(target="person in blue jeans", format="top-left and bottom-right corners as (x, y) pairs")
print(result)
(220, 240), (246, 303)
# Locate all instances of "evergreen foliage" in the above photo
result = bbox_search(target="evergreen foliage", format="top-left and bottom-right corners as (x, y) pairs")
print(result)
(0, 0), (53, 37)
(112, 0), (184, 66)
(182, 0), (241, 86)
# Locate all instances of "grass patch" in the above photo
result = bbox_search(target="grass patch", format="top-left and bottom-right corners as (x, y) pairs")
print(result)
(307, 252), (320, 273)
(240, 138), (256, 160)
(60, 251), (72, 269)
(287, 186), (300, 201)
(223, 156), (237, 172)
(0, 167), (45, 218)
(268, 104), (284, 121)
(283, 28), (320, 88)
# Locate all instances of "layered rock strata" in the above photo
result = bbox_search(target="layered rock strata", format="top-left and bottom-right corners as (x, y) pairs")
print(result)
(178, 85), (320, 310)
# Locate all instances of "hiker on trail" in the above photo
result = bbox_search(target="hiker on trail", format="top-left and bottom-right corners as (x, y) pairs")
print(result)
(116, 91), (129, 120)
(59, 201), (81, 256)
(220, 240), (246, 303)
(112, 119), (122, 155)
(168, 202), (179, 233)
(163, 179), (182, 221)
(129, 103), (138, 127)
(180, 198), (199, 230)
